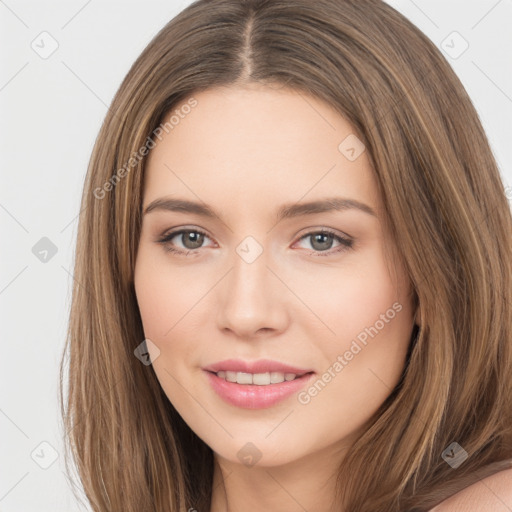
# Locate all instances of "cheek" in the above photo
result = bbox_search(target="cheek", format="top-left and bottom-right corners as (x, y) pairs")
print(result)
(297, 249), (414, 421)
(301, 250), (413, 408)
(301, 251), (407, 351)
(134, 249), (203, 405)
(292, 283), (412, 446)
(134, 247), (206, 340)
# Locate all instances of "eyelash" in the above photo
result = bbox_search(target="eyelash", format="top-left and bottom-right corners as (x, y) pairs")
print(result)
(157, 227), (354, 258)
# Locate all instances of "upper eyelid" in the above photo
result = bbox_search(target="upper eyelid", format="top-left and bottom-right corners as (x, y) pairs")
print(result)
(163, 227), (214, 240)
(159, 226), (351, 239)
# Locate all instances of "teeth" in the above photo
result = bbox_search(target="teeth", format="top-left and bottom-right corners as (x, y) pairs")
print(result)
(216, 371), (299, 385)
(236, 372), (253, 385)
(270, 372), (285, 383)
(253, 372), (271, 385)
(225, 371), (237, 383)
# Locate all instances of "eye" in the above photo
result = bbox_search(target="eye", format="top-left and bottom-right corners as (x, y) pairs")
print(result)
(157, 228), (214, 255)
(156, 227), (354, 258)
(294, 229), (353, 257)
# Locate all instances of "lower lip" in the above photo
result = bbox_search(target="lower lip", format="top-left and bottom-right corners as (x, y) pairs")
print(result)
(204, 370), (315, 409)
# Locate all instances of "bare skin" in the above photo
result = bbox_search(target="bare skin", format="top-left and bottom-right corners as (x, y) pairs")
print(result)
(134, 83), (417, 511)
(430, 467), (512, 511)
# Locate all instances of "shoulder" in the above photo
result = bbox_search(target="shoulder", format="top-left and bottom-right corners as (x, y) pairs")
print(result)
(429, 466), (512, 511)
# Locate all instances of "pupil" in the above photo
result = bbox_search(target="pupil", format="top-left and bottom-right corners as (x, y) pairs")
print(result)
(184, 231), (203, 249)
(312, 233), (333, 251)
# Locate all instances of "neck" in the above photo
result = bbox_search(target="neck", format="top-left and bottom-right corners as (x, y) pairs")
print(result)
(209, 442), (349, 512)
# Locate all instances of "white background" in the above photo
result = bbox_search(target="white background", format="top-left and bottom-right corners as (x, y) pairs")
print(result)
(0, 1), (511, 510)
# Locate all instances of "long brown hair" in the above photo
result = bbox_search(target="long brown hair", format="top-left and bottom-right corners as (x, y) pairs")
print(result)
(59, 0), (512, 510)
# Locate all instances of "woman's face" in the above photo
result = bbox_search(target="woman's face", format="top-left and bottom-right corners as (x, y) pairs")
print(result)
(134, 83), (415, 468)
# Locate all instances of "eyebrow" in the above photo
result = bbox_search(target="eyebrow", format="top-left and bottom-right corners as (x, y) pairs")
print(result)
(143, 196), (376, 221)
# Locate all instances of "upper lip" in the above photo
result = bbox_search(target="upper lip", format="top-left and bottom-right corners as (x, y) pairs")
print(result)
(203, 359), (313, 376)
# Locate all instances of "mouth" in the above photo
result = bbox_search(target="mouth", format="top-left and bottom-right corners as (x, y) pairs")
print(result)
(203, 370), (315, 409)
(207, 370), (311, 385)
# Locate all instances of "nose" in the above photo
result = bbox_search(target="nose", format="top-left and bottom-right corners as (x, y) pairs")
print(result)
(216, 247), (290, 340)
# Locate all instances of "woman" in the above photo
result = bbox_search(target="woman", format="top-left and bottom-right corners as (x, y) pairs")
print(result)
(60, 0), (512, 510)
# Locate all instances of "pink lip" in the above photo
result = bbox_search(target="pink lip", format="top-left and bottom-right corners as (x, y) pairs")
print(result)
(202, 358), (312, 375)
(202, 359), (315, 409)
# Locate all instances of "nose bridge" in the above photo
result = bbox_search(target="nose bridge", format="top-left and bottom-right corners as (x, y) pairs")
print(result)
(228, 238), (272, 305)
(223, 230), (268, 286)
(216, 235), (288, 335)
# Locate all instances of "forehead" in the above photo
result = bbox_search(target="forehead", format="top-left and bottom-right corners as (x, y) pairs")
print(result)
(144, 84), (379, 213)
